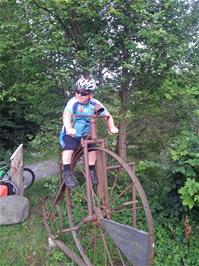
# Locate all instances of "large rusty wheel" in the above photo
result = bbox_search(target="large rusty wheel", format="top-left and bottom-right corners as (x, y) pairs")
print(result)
(64, 147), (154, 266)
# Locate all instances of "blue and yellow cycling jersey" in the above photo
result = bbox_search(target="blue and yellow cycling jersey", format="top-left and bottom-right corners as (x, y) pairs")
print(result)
(59, 97), (108, 147)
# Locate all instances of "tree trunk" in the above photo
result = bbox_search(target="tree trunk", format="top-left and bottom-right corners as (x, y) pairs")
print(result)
(118, 119), (127, 160)
(118, 62), (130, 160)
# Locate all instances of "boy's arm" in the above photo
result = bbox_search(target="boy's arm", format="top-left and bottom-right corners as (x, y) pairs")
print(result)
(106, 113), (119, 134)
(90, 98), (118, 134)
(63, 109), (76, 136)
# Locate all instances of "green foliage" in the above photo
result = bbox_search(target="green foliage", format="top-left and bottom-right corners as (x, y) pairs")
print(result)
(51, 250), (65, 263)
(170, 133), (199, 180)
(153, 215), (199, 266)
(171, 133), (199, 157)
(0, 147), (11, 162)
(165, 132), (199, 215)
(1, 0), (199, 155)
(0, 4), (199, 260)
(131, 131), (199, 218)
(28, 124), (61, 158)
(179, 178), (199, 209)
(136, 160), (161, 174)
(43, 175), (60, 195)
(1, 177), (199, 265)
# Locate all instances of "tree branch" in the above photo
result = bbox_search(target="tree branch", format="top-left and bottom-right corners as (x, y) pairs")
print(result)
(32, 0), (81, 50)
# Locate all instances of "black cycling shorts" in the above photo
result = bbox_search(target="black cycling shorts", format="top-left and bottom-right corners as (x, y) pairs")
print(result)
(62, 135), (96, 151)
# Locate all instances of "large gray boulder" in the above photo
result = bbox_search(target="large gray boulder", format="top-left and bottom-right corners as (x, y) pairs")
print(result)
(0, 195), (30, 225)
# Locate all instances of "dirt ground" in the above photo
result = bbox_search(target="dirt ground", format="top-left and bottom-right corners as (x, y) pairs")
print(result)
(25, 159), (60, 180)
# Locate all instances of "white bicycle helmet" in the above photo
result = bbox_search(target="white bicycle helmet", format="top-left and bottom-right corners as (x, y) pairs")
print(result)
(76, 76), (96, 92)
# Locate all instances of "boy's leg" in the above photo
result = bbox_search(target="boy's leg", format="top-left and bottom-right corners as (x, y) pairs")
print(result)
(62, 150), (74, 165)
(88, 151), (98, 185)
(62, 150), (76, 188)
(88, 150), (96, 165)
(62, 136), (79, 188)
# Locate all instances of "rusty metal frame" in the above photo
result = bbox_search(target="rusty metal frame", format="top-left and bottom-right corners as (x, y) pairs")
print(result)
(42, 115), (155, 266)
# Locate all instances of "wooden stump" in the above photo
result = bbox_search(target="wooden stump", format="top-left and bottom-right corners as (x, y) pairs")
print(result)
(10, 144), (24, 196)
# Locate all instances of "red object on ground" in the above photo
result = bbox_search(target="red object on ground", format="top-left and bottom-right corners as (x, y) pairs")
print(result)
(0, 185), (8, 197)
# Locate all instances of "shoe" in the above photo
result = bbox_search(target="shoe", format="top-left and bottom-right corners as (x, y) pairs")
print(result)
(63, 170), (77, 188)
(89, 169), (98, 185)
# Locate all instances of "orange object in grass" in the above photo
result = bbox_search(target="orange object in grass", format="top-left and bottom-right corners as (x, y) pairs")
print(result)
(0, 185), (8, 197)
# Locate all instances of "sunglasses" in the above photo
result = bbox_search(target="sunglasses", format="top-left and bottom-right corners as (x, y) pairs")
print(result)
(76, 90), (90, 96)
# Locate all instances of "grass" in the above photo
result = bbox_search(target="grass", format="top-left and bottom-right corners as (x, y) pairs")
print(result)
(1, 176), (199, 266)
(0, 178), (73, 266)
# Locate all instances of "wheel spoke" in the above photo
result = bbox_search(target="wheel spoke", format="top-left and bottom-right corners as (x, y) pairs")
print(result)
(99, 227), (113, 266)
(116, 245), (125, 266)
(109, 183), (133, 206)
(109, 169), (121, 202)
(45, 146), (155, 266)
(111, 200), (138, 212)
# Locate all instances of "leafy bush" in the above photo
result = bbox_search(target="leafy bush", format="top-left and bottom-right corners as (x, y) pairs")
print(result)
(134, 132), (199, 217)
(168, 132), (199, 214)
(170, 133), (199, 179)
(179, 178), (199, 209)
(28, 127), (60, 159)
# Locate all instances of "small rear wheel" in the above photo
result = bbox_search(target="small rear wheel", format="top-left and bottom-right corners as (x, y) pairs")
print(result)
(22, 168), (35, 190)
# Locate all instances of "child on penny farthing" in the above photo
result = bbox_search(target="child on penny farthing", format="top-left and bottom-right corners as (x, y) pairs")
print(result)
(59, 73), (119, 189)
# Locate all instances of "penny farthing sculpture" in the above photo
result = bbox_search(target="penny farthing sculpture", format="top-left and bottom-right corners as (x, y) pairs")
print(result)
(43, 115), (155, 266)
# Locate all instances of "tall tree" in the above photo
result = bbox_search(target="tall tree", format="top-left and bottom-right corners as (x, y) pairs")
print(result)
(1, 0), (198, 158)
